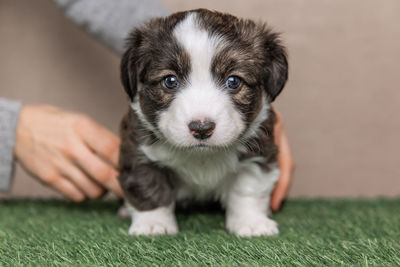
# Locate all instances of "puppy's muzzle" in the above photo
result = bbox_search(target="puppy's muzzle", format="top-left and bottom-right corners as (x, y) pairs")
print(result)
(188, 120), (216, 140)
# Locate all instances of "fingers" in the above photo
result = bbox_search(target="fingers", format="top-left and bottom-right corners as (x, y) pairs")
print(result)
(73, 143), (124, 197)
(59, 160), (105, 199)
(15, 105), (122, 202)
(47, 175), (85, 202)
(271, 163), (293, 211)
(271, 106), (295, 212)
(271, 132), (295, 211)
(76, 117), (121, 167)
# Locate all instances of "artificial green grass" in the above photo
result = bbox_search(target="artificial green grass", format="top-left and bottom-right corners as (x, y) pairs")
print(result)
(0, 198), (399, 266)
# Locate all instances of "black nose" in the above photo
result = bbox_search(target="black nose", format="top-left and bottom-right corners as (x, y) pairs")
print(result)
(188, 120), (216, 140)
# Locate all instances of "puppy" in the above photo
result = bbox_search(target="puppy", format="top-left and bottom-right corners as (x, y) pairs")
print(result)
(118, 9), (288, 237)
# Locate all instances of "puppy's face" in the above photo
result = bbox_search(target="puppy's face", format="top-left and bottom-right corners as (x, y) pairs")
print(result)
(121, 9), (288, 148)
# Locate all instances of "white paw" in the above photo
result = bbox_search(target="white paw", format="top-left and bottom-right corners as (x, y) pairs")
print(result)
(129, 219), (178, 235)
(227, 216), (279, 237)
(126, 203), (178, 236)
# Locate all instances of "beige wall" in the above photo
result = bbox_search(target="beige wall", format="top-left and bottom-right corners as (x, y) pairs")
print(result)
(1, 0), (399, 199)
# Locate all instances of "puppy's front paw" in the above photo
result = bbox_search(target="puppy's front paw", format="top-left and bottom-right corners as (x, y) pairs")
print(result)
(227, 215), (279, 237)
(127, 204), (178, 236)
(129, 219), (178, 235)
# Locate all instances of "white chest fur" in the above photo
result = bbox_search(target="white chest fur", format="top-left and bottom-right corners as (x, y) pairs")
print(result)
(140, 143), (245, 200)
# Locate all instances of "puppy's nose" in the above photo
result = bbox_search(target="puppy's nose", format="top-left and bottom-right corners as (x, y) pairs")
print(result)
(188, 120), (216, 140)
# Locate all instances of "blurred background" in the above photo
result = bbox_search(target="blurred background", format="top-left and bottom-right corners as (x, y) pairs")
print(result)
(1, 0), (399, 199)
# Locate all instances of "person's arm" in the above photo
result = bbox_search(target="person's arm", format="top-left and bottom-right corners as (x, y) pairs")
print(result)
(52, 0), (170, 55)
(0, 98), (22, 191)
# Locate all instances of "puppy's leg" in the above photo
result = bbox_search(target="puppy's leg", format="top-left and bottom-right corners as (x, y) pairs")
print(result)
(126, 202), (178, 235)
(119, 164), (178, 235)
(226, 163), (280, 237)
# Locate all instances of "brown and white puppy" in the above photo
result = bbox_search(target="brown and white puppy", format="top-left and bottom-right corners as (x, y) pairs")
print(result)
(118, 9), (288, 237)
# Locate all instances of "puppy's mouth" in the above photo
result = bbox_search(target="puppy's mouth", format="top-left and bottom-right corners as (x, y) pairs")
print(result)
(194, 143), (208, 148)
(184, 140), (233, 152)
(159, 127), (242, 151)
(185, 142), (213, 150)
(188, 143), (220, 153)
(170, 140), (221, 152)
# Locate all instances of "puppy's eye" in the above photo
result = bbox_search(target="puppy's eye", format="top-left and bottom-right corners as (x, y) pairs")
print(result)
(163, 75), (179, 90)
(226, 76), (242, 92)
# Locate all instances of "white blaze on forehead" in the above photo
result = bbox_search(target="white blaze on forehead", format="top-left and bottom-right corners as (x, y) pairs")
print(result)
(173, 13), (218, 83)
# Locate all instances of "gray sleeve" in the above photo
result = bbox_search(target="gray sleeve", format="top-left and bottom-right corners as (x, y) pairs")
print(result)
(52, 0), (170, 55)
(0, 98), (22, 192)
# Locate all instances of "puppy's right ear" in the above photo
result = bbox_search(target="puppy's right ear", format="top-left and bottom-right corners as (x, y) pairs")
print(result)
(120, 29), (143, 101)
(120, 48), (135, 101)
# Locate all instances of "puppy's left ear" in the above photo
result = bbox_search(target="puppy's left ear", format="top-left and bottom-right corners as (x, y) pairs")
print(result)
(263, 32), (288, 102)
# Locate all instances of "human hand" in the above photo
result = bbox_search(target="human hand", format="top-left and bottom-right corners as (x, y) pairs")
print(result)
(271, 108), (295, 212)
(14, 105), (123, 201)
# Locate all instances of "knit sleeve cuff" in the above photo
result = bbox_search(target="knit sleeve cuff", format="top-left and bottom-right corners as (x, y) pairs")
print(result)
(0, 98), (22, 192)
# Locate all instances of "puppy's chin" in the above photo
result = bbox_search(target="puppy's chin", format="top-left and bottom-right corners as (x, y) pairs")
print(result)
(160, 131), (241, 152)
